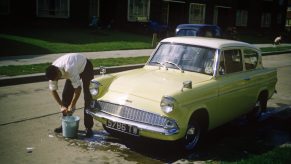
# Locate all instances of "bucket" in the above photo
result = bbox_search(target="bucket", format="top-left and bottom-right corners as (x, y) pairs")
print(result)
(62, 116), (80, 138)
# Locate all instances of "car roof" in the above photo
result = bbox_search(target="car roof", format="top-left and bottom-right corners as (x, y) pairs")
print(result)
(160, 37), (259, 50)
(176, 24), (220, 29)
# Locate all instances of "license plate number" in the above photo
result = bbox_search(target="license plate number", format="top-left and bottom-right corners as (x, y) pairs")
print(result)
(106, 120), (139, 136)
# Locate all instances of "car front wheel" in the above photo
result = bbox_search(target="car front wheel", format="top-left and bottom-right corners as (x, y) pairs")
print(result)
(182, 120), (202, 151)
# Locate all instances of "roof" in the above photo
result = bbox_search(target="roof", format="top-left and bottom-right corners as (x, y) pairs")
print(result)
(160, 37), (258, 50)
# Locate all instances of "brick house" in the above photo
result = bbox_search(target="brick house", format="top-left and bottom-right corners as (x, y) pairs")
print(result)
(0, 0), (288, 35)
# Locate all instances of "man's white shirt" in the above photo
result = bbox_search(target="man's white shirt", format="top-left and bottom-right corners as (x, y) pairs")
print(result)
(49, 53), (87, 91)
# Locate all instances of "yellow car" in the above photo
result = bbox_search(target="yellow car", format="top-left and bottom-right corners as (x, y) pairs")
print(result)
(87, 37), (277, 151)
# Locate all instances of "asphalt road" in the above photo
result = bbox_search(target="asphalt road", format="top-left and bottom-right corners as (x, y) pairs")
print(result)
(0, 53), (290, 164)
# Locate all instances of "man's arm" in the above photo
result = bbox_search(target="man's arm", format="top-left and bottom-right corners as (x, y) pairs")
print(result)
(51, 90), (63, 106)
(51, 90), (68, 113)
(68, 86), (82, 111)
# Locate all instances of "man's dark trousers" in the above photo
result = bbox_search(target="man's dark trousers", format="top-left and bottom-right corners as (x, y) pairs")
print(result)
(62, 59), (94, 129)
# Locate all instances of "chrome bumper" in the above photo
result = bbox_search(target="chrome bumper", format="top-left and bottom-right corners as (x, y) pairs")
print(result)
(86, 109), (179, 136)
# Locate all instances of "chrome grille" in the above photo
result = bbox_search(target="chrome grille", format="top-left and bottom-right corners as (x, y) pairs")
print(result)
(98, 101), (167, 127)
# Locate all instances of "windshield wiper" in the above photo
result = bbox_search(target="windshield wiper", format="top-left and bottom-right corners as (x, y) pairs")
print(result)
(150, 61), (165, 69)
(151, 61), (163, 66)
(163, 61), (184, 73)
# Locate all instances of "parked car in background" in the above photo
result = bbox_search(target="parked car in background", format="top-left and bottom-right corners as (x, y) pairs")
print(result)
(176, 24), (222, 38)
(87, 37), (277, 151)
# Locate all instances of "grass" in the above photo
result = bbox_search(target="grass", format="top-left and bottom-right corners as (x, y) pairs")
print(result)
(0, 27), (152, 56)
(261, 46), (291, 53)
(226, 146), (291, 164)
(0, 56), (149, 76)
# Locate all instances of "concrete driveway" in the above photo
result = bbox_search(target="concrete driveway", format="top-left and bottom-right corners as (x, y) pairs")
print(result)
(0, 53), (290, 164)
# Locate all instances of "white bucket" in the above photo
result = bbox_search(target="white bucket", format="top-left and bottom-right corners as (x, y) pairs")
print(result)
(62, 116), (80, 138)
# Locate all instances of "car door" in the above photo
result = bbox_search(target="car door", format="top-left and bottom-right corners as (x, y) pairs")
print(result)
(215, 48), (251, 125)
(240, 48), (262, 111)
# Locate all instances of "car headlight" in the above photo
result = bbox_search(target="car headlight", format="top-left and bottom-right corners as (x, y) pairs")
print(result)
(160, 96), (176, 113)
(90, 80), (101, 96)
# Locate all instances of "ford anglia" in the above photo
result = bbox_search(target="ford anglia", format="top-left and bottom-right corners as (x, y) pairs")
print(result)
(87, 37), (277, 151)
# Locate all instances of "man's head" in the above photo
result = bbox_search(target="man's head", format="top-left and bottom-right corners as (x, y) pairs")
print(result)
(45, 65), (61, 80)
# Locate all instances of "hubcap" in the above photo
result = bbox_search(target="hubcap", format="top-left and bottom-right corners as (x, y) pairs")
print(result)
(185, 125), (200, 150)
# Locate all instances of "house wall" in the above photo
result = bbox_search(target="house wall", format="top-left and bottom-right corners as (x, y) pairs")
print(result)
(1, 0), (36, 26)
(70, 0), (89, 25)
(1, 0), (288, 35)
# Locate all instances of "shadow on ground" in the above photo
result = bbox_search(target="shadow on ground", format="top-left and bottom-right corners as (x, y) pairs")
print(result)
(55, 108), (291, 163)
(0, 38), (51, 56)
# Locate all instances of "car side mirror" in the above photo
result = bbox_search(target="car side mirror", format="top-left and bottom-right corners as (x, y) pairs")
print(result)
(182, 80), (192, 91)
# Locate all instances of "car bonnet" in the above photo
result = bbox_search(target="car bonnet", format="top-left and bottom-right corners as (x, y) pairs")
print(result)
(105, 67), (212, 102)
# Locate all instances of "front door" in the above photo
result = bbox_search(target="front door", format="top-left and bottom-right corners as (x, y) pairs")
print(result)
(167, 1), (186, 30)
(89, 0), (99, 19)
(217, 49), (249, 125)
(214, 6), (232, 31)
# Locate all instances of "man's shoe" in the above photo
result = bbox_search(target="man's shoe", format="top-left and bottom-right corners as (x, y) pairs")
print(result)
(85, 128), (93, 138)
(54, 126), (62, 133)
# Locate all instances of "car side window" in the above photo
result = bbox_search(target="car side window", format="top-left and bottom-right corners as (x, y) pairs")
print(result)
(244, 49), (258, 70)
(219, 49), (243, 75)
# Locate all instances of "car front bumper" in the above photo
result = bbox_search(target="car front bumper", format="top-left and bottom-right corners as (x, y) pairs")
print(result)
(86, 104), (181, 141)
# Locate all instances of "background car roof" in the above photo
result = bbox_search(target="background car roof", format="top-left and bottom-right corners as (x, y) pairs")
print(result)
(176, 24), (220, 28)
(160, 37), (259, 50)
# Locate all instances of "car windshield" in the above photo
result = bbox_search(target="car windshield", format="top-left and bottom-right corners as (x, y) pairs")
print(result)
(148, 43), (216, 75)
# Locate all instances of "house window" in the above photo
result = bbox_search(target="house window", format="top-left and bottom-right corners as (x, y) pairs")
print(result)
(0, 0), (10, 15)
(261, 13), (271, 27)
(37, 0), (70, 18)
(189, 3), (205, 24)
(287, 7), (291, 27)
(128, 0), (150, 22)
(236, 10), (248, 27)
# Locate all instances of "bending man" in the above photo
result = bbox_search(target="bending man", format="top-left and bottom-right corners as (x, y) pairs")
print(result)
(45, 53), (94, 137)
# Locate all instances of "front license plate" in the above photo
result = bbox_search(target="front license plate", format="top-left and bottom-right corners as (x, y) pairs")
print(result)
(106, 120), (139, 136)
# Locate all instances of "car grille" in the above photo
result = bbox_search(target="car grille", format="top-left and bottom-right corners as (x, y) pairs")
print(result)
(98, 101), (167, 127)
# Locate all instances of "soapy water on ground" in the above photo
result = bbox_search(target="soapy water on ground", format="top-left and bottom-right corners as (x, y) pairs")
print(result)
(54, 107), (291, 163)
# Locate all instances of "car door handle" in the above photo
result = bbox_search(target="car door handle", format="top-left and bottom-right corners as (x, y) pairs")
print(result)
(244, 77), (251, 81)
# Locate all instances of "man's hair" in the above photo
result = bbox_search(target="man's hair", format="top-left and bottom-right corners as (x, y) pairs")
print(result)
(45, 65), (59, 80)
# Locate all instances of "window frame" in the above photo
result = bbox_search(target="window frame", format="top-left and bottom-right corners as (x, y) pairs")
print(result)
(127, 0), (150, 22)
(89, 0), (100, 18)
(189, 3), (206, 24)
(219, 49), (243, 75)
(261, 12), (271, 28)
(243, 48), (259, 71)
(235, 10), (248, 27)
(36, 0), (70, 18)
(0, 0), (10, 15)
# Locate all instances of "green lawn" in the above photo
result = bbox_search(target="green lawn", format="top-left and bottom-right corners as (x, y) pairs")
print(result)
(1, 26), (289, 56)
(225, 146), (291, 164)
(0, 27), (152, 56)
(261, 46), (291, 53)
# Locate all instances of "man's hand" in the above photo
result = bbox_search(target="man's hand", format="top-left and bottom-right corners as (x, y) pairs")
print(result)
(61, 106), (68, 115)
(67, 105), (76, 116)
